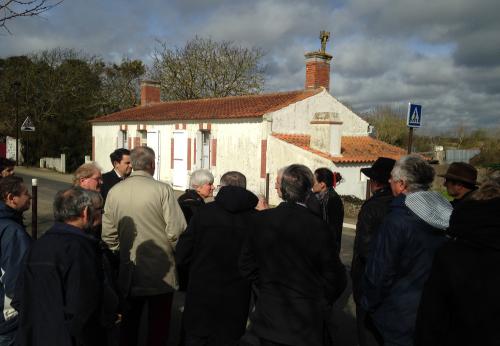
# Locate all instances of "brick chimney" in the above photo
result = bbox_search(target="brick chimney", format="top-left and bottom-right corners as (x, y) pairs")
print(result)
(310, 112), (343, 156)
(305, 31), (333, 91)
(140, 80), (161, 106)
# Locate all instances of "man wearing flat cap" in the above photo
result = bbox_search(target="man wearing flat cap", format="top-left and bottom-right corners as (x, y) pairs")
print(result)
(351, 157), (396, 346)
(439, 162), (478, 208)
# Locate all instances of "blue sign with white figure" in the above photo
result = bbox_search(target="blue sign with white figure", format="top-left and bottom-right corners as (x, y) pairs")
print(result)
(407, 103), (422, 128)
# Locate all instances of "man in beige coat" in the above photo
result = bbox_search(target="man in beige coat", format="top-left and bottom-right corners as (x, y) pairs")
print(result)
(102, 146), (186, 346)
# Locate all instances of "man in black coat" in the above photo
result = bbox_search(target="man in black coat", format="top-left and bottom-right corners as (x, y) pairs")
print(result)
(176, 171), (258, 346)
(240, 164), (346, 346)
(100, 148), (131, 203)
(13, 188), (115, 346)
(438, 162), (478, 208)
(351, 157), (395, 346)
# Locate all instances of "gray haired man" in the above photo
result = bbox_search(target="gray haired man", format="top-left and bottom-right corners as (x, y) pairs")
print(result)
(102, 146), (186, 346)
(14, 188), (108, 346)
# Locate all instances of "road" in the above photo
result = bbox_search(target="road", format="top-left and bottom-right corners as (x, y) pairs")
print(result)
(15, 166), (359, 346)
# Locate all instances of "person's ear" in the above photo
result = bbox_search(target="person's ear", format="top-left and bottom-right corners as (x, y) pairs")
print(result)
(5, 192), (16, 205)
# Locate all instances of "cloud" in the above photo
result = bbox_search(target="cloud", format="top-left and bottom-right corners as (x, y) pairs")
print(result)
(0, 0), (498, 131)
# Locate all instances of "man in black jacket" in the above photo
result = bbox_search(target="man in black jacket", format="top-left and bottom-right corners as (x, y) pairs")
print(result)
(176, 171), (258, 346)
(351, 157), (395, 346)
(240, 164), (346, 346)
(13, 188), (114, 346)
(101, 148), (131, 203)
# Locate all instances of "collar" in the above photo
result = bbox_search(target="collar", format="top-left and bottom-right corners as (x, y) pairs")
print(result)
(113, 169), (123, 178)
(129, 170), (154, 179)
(48, 222), (98, 242)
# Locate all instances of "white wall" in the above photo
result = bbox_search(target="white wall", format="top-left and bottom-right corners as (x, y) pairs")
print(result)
(266, 136), (371, 205)
(270, 89), (370, 136)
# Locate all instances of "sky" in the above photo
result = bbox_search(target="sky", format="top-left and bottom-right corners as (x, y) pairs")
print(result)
(1, 0), (499, 134)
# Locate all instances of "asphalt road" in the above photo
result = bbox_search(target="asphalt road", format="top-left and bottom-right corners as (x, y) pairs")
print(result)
(15, 166), (359, 346)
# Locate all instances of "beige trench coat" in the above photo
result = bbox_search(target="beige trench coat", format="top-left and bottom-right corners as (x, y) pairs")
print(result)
(102, 170), (187, 297)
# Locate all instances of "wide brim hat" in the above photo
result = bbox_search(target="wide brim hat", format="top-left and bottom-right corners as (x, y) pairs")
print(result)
(361, 157), (396, 183)
(438, 162), (478, 186)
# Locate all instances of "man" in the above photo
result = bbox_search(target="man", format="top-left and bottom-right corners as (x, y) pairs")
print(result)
(362, 155), (452, 346)
(438, 162), (478, 207)
(74, 162), (103, 192)
(0, 158), (15, 178)
(102, 146), (187, 346)
(351, 157), (395, 346)
(240, 164), (346, 346)
(0, 176), (31, 345)
(101, 149), (132, 202)
(13, 188), (110, 346)
(176, 171), (258, 346)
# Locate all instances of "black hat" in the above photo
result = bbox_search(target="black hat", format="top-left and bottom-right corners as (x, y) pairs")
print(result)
(438, 162), (478, 186)
(361, 157), (396, 183)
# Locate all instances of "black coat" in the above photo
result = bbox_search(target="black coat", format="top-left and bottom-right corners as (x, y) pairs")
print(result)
(101, 170), (122, 203)
(175, 186), (258, 342)
(351, 187), (393, 304)
(13, 222), (108, 346)
(317, 188), (344, 252)
(415, 197), (500, 346)
(177, 189), (205, 224)
(239, 202), (347, 346)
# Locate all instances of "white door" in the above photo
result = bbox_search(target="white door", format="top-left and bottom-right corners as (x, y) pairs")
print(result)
(173, 131), (187, 188)
(147, 130), (160, 180)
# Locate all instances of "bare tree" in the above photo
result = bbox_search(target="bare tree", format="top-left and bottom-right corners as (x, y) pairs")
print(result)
(363, 105), (408, 147)
(1, 0), (63, 33)
(151, 36), (265, 101)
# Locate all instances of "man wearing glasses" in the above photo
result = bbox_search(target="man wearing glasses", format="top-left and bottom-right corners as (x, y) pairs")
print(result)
(73, 162), (103, 192)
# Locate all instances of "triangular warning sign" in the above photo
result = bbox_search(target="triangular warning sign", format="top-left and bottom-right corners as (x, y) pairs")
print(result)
(410, 108), (420, 123)
(21, 116), (35, 132)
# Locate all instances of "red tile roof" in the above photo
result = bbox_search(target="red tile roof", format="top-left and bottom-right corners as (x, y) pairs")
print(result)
(272, 133), (407, 164)
(92, 89), (322, 123)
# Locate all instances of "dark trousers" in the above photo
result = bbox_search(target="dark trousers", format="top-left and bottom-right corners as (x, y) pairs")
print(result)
(120, 293), (174, 346)
(259, 339), (289, 346)
(355, 305), (383, 346)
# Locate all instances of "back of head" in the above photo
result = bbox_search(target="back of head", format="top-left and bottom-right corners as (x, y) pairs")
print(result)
(53, 187), (102, 223)
(73, 162), (101, 186)
(0, 157), (15, 172)
(131, 146), (155, 171)
(220, 171), (246, 188)
(281, 164), (314, 203)
(189, 169), (214, 188)
(471, 171), (500, 201)
(0, 176), (24, 202)
(110, 148), (130, 165)
(392, 154), (435, 192)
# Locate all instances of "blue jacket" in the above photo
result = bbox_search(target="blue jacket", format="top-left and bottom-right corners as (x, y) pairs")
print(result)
(0, 201), (31, 334)
(362, 193), (451, 346)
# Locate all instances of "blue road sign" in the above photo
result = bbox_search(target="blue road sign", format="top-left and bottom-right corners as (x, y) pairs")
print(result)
(407, 103), (422, 128)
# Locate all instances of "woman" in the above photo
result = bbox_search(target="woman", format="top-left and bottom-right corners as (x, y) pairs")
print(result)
(416, 171), (500, 346)
(177, 169), (215, 223)
(176, 169), (214, 293)
(313, 168), (344, 253)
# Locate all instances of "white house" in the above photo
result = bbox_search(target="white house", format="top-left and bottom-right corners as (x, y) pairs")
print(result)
(91, 35), (405, 205)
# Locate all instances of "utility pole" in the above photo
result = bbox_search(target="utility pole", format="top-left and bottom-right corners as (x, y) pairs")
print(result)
(12, 81), (21, 166)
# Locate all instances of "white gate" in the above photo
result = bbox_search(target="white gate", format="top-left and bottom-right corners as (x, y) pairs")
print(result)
(173, 131), (187, 188)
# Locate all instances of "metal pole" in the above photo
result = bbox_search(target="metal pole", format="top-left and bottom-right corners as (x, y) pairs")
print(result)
(31, 178), (38, 240)
(408, 127), (414, 154)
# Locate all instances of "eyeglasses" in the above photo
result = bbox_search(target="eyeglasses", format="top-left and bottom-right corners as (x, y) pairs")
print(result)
(86, 176), (103, 183)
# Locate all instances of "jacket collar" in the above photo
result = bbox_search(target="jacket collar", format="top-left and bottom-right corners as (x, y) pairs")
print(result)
(0, 201), (24, 225)
(129, 170), (154, 179)
(47, 222), (98, 242)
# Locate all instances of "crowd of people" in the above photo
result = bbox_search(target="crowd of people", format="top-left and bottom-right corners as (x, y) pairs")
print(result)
(0, 147), (498, 346)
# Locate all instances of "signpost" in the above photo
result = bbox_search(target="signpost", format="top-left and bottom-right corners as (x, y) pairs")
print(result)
(406, 103), (422, 154)
(21, 116), (35, 166)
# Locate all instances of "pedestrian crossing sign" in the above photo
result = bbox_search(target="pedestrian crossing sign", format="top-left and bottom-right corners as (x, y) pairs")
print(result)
(407, 103), (422, 128)
(21, 116), (35, 132)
